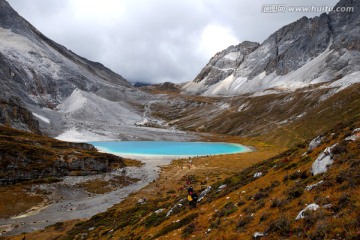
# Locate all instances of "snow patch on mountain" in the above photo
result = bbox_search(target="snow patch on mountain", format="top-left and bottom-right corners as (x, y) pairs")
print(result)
(223, 52), (239, 60)
(184, 3), (360, 97)
(32, 113), (50, 124)
(56, 128), (113, 142)
(324, 71), (360, 92)
(188, 48), (339, 96)
(57, 88), (143, 125)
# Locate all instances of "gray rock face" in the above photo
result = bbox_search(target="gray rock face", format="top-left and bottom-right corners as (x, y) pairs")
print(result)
(193, 41), (259, 86)
(239, 14), (331, 79)
(0, 127), (125, 184)
(330, 0), (360, 51)
(0, 0), (131, 108)
(184, 0), (360, 96)
(0, 0), (193, 141)
(0, 97), (41, 134)
(0, 154), (123, 185)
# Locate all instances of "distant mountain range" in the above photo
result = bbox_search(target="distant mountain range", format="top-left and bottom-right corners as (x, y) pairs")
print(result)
(0, 0), (359, 145)
(184, 0), (360, 96)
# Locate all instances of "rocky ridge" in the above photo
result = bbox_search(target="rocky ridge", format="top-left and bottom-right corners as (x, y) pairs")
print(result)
(0, 0), (187, 141)
(0, 126), (125, 184)
(193, 41), (260, 86)
(184, 0), (360, 96)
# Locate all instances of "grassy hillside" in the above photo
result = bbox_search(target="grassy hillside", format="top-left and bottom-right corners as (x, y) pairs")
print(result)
(149, 84), (360, 147)
(10, 118), (359, 240)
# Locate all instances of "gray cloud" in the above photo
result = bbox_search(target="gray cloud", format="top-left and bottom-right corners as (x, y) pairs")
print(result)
(7, 0), (339, 84)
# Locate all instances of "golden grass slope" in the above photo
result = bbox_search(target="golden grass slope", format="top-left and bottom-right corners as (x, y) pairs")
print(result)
(8, 118), (359, 240)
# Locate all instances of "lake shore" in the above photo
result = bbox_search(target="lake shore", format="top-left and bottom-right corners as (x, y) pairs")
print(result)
(1, 135), (285, 239)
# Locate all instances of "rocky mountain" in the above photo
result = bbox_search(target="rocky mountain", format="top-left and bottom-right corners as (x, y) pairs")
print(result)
(0, 0), (131, 106)
(184, 0), (360, 96)
(0, 0), (194, 141)
(192, 41), (260, 87)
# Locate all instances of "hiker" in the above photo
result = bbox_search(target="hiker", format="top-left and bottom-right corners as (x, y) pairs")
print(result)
(188, 186), (193, 195)
(188, 193), (193, 206)
(191, 192), (198, 208)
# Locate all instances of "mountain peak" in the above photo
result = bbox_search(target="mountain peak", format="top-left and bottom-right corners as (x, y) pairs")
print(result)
(191, 41), (259, 86)
(184, 0), (360, 96)
(0, 0), (34, 39)
(0, 0), (132, 107)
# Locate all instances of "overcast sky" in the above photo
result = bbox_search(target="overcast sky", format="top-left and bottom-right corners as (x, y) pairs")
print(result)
(8, 0), (339, 84)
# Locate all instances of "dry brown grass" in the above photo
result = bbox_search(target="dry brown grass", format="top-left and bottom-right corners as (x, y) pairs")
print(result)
(123, 158), (144, 167)
(5, 137), (282, 240)
(3, 115), (360, 240)
(13, 119), (359, 240)
(0, 185), (44, 219)
(4, 220), (81, 240)
(77, 175), (140, 194)
(148, 84), (360, 149)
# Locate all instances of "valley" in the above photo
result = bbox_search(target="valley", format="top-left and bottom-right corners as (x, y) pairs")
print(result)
(0, 0), (360, 239)
(4, 121), (358, 239)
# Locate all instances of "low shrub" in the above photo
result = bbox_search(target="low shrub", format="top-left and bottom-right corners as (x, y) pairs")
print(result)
(270, 198), (286, 208)
(182, 223), (196, 238)
(303, 209), (327, 229)
(153, 213), (198, 239)
(236, 216), (253, 231)
(209, 218), (221, 229)
(52, 222), (65, 231)
(256, 200), (265, 210)
(259, 212), (271, 223)
(166, 189), (176, 194)
(283, 174), (289, 182)
(300, 155), (312, 164)
(289, 170), (308, 181)
(332, 141), (348, 155)
(270, 180), (280, 188)
(243, 206), (256, 214)
(306, 221), (331, 240)
(286, 185), (304, 200)
(215, 202), (238, 217)
(289, 171), (301, 180)
(337, 193), (351, 209)
(267, 216), (291, 237)
(253, 190), (269, 201)
(284, 163), (297, 170)
(313, 195), (330, 206)
(143, 212), (167, 228)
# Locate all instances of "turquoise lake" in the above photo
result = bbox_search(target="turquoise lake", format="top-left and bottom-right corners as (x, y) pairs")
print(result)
(89, 141), (250, 156)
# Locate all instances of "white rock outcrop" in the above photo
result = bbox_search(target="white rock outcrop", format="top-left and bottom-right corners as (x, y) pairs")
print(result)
(311, 144), (337, 175)
(295, 203), (320, 220)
